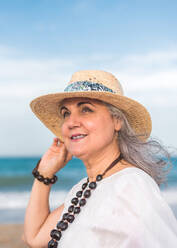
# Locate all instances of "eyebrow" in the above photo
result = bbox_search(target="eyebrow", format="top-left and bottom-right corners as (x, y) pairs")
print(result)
(60, 101), (94, 114)
(78, 101), (94, 107)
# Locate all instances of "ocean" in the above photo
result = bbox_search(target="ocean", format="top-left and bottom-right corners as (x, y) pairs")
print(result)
(0, 157), (177, 223)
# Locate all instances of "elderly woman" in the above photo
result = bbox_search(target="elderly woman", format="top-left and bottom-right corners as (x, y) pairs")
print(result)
(23, 70), (177, 248)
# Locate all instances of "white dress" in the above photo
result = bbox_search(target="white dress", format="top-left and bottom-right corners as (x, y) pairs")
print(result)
(57, 167), (177, 247)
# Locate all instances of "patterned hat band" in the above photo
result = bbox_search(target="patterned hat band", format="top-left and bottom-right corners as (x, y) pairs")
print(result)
(64, 81), (115, 93)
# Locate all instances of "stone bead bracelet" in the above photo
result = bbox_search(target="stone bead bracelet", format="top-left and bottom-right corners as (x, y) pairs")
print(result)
(32, 159), (58, 185)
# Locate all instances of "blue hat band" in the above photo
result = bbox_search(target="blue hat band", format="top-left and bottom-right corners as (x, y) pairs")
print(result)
(64, 81), (115, 93)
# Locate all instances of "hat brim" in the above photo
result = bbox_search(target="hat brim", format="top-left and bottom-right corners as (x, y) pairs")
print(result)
(30, 91), (152, 141)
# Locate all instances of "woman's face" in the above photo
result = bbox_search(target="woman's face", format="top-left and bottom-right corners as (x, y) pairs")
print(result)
(60, 98), (121, 160)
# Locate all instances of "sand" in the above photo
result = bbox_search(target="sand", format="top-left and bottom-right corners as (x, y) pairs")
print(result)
(0, 224), (28, 248)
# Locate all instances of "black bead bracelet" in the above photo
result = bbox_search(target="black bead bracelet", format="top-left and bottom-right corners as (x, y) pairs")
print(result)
(32, 159), (58, 185)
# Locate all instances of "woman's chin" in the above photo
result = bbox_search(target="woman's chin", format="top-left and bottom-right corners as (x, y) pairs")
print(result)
(69, 150), (89, 160)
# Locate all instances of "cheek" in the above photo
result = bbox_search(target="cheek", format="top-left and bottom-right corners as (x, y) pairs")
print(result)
(88, 116), (115, 137)
(61, 123), (67, 138)
(84, 119), (97, 131)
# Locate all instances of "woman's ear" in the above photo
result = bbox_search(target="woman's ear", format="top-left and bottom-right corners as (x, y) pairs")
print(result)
(113, 117), (122, 132)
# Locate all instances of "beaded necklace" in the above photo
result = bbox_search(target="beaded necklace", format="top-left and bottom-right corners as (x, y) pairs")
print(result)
(48, 153), (123, 248)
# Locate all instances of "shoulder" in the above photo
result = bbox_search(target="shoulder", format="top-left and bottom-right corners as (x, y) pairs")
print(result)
(99, 167), (162, 214)
(103, 167), (160, 195)
(109, 168), (177, 222)
(115, 168), (162, 204)
(98, 167), (174, 222)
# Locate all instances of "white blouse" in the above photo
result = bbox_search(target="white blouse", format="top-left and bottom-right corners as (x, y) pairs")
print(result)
(57, 167), (177, 247)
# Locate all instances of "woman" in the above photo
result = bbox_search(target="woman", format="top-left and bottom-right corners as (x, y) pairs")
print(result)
(23, 70), (177, 248)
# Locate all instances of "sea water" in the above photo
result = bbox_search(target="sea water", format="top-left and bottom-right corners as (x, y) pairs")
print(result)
(0, 157), (177, 223)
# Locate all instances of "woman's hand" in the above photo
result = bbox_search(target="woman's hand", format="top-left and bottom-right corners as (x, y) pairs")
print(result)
(38, 137), (72, 177)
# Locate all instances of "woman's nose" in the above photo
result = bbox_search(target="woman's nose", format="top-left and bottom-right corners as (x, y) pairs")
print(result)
(66, 113), (81, 129)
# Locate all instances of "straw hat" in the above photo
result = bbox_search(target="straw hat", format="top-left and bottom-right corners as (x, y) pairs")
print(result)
(30, 70), (152, 141)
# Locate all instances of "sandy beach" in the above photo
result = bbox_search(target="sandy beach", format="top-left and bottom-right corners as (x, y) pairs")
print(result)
(0, 224), (28, 248)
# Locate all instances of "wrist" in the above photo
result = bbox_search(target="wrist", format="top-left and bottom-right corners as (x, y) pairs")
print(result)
(37, 168), (55, 179)
(32, 159), (58, 185)
(37, 159), (58, 178)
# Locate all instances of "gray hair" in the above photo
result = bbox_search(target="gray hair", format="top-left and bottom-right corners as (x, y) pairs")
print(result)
(104, 102), (172, 186)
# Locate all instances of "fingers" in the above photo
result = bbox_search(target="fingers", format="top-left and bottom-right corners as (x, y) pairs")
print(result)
(51, 137), (72, 164)
(52, 137), (63, 147)
(52, 137), (58, 146)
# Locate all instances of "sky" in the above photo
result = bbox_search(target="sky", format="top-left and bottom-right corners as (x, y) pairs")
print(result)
(0, 0), (177, 156)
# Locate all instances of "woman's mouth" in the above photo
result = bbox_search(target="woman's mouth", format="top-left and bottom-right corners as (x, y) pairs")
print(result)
(70, 134), (87, 140)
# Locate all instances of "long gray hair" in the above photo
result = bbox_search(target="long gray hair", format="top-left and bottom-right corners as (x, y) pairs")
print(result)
(104, 102), (172, 186)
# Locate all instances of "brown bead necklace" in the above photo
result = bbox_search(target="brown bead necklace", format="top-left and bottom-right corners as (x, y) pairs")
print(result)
(48, 153), (123, 248)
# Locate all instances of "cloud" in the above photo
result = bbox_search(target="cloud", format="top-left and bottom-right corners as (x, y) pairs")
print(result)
(0, 58), (74, 83)
(0, 46), (177, 155)
(0, 45), (19, 57)
(0, 47), (177, 104)
(0, 48), (177, 104)
(101, 51), (177, 107)
(109, 50), (177, 89)
(121, 51), (177, 69)
(0, 57), (78, 102)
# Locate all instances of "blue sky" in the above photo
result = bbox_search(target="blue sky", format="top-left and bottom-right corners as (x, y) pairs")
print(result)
(1, 0), (177, 56)
(0, 0), (177, 156)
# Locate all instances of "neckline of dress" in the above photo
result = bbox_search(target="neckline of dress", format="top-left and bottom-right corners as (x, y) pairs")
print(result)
(83, 166), (143, 185)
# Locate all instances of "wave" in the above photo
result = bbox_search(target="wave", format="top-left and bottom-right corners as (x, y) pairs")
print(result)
(0, 187), (177, 210)
(0, 190), (67, 209)
(161, 188), (177, 206)
(0, 187), (177, 223)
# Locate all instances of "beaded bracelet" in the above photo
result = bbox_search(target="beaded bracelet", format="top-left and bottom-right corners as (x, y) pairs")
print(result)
(32, 159), (58, 185)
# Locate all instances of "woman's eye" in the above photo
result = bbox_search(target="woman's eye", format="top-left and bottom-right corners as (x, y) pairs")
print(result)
(62, 111), (70, 118)
(82, 107), (93, 113)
